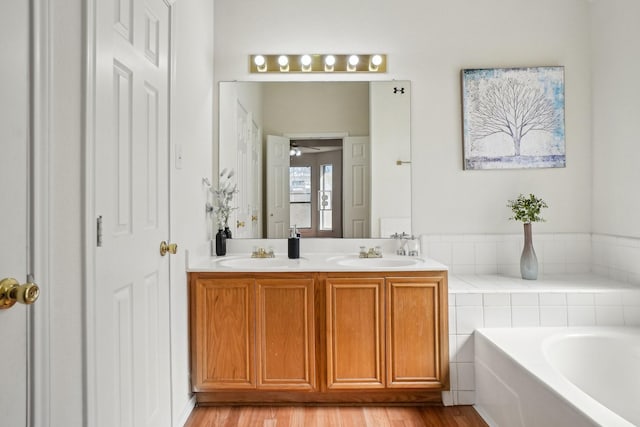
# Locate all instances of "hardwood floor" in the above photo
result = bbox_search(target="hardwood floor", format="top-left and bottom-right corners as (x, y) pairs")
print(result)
(184, 405), (489, 427)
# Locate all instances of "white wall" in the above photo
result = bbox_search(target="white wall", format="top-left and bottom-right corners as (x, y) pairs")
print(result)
(591, 0), (640, 239)
(262, 82), (369, 136)
(213, 0), (593, 235)
(370, 81), (412, 237)
(169, 0), (215, 424)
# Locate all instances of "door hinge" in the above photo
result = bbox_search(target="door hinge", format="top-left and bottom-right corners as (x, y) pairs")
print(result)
(97, 215), (103, 247)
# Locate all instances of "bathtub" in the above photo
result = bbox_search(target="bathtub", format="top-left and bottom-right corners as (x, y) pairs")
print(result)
(474, 327), (640, 427)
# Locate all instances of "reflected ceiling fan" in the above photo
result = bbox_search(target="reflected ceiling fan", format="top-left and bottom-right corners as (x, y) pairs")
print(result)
(289, 142), (320, 156)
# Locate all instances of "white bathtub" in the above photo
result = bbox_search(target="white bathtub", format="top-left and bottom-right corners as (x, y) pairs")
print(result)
(474, 327), (640, 427)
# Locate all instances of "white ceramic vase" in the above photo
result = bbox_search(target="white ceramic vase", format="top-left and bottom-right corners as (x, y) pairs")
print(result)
(520, 222), (538, 280)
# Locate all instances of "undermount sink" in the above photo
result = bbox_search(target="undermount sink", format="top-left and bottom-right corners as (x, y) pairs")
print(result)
(330, 256), (424, 268)
(218, 256), (306, 269)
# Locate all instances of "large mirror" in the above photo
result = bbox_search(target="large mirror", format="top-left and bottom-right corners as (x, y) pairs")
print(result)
(218, 80), (411, 239)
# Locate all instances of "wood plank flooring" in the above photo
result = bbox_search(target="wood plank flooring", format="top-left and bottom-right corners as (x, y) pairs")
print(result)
(184, 406), (489, 427)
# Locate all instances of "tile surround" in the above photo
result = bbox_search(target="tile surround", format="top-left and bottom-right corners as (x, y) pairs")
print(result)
(421, 232), (594, 276)
(424, 232), (640, 406)
(447, 284), (640, 405)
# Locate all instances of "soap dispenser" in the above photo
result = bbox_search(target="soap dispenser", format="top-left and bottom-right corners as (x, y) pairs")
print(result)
(288, 225), (300, 259)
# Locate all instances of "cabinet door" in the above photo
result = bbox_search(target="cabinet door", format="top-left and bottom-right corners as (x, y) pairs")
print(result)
(326, 277), (385, 389)
(386, 277), (447, 388)
(256, 278), (316, 390)
(191, 277), (255, 390)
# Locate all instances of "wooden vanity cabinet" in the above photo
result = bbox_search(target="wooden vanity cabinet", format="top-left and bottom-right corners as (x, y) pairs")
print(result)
(325, 277), (385, 390)
(189, 270), (448, 404)
(386, 276), (444, 388)
(190, 274), (315, 392)
(324, 273), (448, 391)
(255, 277), (316, 390)
(190, 277), (255, 390)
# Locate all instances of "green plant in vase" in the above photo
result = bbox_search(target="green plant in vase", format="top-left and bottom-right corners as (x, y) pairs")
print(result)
(507, 194), (548, 280)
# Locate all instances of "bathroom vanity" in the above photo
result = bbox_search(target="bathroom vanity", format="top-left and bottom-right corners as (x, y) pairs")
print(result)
(188, 253), (449, 405)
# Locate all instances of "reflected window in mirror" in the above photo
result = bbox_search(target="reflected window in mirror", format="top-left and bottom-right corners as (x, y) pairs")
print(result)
(290, 166), (311, 229)
(319, 164), (333, 231)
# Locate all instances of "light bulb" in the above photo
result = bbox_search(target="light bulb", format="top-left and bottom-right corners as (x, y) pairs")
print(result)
(278, 55), (289, 67)
(300, 54), (312, 72)
(325, 55), (336, 66)
(348, 55), (359, 66)
(369, 54), (383, 72)
(253, 55), (267, 72)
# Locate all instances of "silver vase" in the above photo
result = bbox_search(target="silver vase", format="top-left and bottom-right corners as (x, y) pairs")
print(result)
(520, 223), (538, 280)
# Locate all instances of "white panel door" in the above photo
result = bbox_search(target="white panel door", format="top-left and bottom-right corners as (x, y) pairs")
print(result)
(235, 102), (249, 238)
(343, 137), (370, 238)
(266, 135), (290, 238)
(93, 0), (172, 426)
(250, 121), (262, 238)
(0, 2), (30, 426)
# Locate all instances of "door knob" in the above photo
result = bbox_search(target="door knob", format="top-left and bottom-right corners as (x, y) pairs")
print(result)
(159, 241), (178, 256)
(0, 278), (40, 309)
(237, 220), (245, 228)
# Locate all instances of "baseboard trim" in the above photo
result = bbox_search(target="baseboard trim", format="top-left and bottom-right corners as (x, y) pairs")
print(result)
(175, 395), (197, 427)
(194, 390), (444, 406)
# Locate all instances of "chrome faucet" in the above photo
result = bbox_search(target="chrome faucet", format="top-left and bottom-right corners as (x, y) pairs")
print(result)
(391, 232), (410, 255)
(391, 232), (419, 256)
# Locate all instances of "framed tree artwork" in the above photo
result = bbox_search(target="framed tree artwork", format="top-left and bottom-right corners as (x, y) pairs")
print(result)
(461, 66), (565, 170)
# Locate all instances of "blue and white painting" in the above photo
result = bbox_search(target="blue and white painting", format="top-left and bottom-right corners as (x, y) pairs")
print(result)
(462, 67), (565, 170)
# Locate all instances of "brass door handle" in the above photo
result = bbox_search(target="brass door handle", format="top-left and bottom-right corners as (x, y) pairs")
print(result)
(251, 215), (258, 222)
(159, 241), (178, 256)
(0, 278), (40, 309)
(237, 220), (245, 228)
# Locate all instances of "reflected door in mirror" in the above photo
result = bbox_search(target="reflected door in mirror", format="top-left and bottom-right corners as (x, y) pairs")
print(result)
(266, 135), (290, 238)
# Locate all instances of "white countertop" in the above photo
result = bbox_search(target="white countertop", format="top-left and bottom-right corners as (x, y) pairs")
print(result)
(187, 252), (449, 273)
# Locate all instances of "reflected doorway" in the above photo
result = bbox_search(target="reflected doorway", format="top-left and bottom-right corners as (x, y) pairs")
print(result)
(289, 139), (343, 237)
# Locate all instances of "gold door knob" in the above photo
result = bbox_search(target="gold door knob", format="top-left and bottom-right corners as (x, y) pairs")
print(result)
(237, 220), (245, 228)
(251, 215), (258, 222)
(159, 241), (178, 256)
(0, 278), (40, 309)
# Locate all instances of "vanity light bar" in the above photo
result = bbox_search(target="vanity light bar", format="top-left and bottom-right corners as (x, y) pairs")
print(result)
(250, 54), (387, 73)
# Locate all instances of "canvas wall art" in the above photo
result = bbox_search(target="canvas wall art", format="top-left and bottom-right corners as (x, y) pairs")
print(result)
(462, 66), (565, 170)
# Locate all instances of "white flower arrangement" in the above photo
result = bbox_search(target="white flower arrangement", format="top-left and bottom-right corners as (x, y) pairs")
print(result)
(211, 168), (238, 230)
